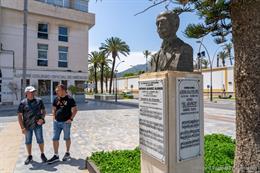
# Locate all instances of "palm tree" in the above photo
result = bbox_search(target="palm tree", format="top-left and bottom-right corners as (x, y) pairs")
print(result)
(103, 65), (111, 93)
(87, 66), (95, 93)
(98, 52), (111, 93)
(149, 54), (157, 69)
(218, 51), (228, 67)
(88, 51), (100, 93)
(143, 50), (151, 72)
(100, 37), (130, 94)
(224, 43), (233, 66)
(201, 58), (209, 69)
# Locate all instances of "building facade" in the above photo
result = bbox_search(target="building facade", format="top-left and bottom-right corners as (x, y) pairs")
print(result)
(112, 66), (235, 97)
(0, 0), (95, 104)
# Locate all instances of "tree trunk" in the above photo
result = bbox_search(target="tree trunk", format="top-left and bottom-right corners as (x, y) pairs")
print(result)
(232, 1), (260, 172)
(229, 51), (233, 66)
(105, 77), (108, 92)
(101, 64), (104, 94)
(109, 57), (116, 94)
(230, 57), (233, 66)
(94, 66), (98, 94)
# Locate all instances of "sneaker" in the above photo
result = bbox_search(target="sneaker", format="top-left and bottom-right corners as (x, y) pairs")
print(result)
(24, 155), (33, 165)
(41, 153), (48, 163)
(47, 155), (59, 164)
(62, 152), (71, 161)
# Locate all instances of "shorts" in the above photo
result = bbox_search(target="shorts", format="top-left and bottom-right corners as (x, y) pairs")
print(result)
(25, 125), (44, 145)
(52, 120), (71, 141)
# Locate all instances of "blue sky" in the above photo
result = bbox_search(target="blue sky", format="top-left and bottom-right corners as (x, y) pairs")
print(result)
(88, 0), (232, 72)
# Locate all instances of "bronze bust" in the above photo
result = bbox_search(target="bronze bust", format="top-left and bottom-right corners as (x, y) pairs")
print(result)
(150, 11), (193, 72)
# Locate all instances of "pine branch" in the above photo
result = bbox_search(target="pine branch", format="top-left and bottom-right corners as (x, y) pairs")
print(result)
(134, 0), (168, 16)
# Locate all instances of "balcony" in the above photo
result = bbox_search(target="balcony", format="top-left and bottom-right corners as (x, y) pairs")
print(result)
(35, 0), (89, 13)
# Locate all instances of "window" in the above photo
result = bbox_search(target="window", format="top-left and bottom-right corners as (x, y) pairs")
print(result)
(59, 26), (68, 42)
(61, 80), (68, 88)
(38, 80), (51, 96)
(58, 46), (68, 68)
(38, 44), (48, 66)
(38, 23), (48, 39)
(75, 80), (85, 92)
(74, 0), (89, 12)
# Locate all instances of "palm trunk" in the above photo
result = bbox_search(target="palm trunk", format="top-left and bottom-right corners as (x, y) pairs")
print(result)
(232, 1), (260, 172)
(230, 57), (233, 66)
(105, 77), (108, 92)
(94, 66), (98, 94)
(109, 57), (116, 94)
(101, 64), (104, 93)
(229, 51), (233, 66)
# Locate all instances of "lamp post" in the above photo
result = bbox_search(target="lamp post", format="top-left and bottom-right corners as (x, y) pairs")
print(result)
(196, 40), (213, 102)
(196, 37), (204, 72)
(22, 0), (28, 95)
(114, 61), (125, 102)
(143, 50), (151, 72)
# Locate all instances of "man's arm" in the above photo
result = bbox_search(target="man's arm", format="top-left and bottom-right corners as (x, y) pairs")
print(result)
(71, 106), (78, 120)
(37, 100), (46, 125)
(52, 106), (57, 121)
(18, 113), (26, 134)
(40, 100), (46, 119)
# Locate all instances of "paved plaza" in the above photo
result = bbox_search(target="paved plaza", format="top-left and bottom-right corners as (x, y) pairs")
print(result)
(0, 99), (235, 173)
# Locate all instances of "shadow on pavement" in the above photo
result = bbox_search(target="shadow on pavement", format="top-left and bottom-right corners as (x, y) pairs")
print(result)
(29, 157), (86, 172)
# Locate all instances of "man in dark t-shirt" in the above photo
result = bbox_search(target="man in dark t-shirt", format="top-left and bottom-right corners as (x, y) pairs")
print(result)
(17, 86), (48, 165)
(48, 84), (78, 164)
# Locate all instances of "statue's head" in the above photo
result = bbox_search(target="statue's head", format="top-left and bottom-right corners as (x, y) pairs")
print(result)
(156, 11), (180, 40)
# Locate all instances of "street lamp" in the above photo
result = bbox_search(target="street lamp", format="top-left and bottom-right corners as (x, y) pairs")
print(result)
(114, 60), (125, 102)
(196, 40), (226, 102)
(196, 37), (204, 71)
(196, 40), (213, 102)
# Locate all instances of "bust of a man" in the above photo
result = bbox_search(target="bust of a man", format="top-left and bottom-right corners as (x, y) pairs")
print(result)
(150, 11), (193, 72)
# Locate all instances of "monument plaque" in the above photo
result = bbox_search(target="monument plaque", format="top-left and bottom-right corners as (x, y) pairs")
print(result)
(176, 78), (201, 161)
(139, 79), (166, 163)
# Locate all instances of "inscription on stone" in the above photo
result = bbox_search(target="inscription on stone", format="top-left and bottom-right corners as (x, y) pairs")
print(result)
(139, 79), (165, 163)
(176, 78), (201, 161)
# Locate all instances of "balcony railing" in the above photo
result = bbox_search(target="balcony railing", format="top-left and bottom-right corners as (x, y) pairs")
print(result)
(35, 0), (89, 13)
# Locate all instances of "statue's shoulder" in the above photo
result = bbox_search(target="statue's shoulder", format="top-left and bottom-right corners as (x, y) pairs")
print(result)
(181, 41), (193, 53)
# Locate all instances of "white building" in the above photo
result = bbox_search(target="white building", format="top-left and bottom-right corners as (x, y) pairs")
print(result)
(0, 0), (95, 104)
(113, 66), (235, 97)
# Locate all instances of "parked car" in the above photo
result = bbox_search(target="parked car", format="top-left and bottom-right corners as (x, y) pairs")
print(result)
(122, 90), (134, 99)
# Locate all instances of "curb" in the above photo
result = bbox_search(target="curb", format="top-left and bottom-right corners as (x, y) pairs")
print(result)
(86, 159), (101, 173)
(86, 98), (139, 108)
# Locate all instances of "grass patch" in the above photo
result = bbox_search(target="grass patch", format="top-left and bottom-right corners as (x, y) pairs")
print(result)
(89, 134), (235, 173)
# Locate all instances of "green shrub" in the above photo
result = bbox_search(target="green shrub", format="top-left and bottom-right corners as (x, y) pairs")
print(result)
(123, 95), (134, 99)
(88, 134), (235, 173)
(204, 134), (235, 173)
(89, 148), (140, 173)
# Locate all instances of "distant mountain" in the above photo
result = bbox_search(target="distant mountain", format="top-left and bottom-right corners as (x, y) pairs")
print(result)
(117, 64), (147, 77)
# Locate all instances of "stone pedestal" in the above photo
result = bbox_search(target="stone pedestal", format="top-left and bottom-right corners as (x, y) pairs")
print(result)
(139, 71), (204, 173)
